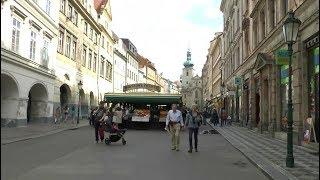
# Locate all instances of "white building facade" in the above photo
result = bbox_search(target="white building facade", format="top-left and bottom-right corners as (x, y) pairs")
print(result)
(113, 34), (127, 93)
(1, 0), (58, 127)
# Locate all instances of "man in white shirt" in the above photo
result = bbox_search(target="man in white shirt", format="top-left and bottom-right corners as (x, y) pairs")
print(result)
(166, 104), (184, 151)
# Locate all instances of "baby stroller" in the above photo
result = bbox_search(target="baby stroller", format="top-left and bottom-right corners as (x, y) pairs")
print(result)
(103, 117), (127, 145)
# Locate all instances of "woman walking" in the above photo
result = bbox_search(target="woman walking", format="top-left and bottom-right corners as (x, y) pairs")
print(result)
(211, 109), (219, 126)
(185, 105), (202, 153)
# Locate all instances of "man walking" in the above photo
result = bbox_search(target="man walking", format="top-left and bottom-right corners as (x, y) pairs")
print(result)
(165, 104), (184, 151)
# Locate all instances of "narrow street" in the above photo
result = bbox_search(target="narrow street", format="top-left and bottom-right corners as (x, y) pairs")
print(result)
(1, 125), (268, 180)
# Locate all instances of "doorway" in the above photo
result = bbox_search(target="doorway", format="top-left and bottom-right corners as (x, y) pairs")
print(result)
(256, 93), (260, 126)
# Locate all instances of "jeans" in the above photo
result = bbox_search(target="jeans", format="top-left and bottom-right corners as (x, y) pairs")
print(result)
(94, 122), (101, 142)
(188, 128), (199, 150)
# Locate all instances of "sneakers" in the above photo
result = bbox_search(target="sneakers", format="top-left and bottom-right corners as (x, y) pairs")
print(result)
(188, 149), (192, 153)
(175, 148), (180, 151)
(195, 148), (198, 152)
(171, 147), (176, 150)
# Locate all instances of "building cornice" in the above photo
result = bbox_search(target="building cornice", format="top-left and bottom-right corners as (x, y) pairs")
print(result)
(114, 49), (127, 62)
(1, 48), (56, 79)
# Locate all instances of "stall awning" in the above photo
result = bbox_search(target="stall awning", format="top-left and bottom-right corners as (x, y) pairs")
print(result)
(104, 93), (182, 105)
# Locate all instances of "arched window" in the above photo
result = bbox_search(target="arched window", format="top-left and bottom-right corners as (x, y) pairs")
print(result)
(195, 90), (198, 98)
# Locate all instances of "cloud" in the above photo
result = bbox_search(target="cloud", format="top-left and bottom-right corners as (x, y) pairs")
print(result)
(111, 0), (223, 81)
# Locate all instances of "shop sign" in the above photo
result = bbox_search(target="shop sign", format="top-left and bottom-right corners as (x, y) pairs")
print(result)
(275, 49), (289, 65)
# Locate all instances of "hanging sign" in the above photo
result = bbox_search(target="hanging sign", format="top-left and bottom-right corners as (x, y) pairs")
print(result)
(234, 77), (242, 85)
(275, 49), (289, 65)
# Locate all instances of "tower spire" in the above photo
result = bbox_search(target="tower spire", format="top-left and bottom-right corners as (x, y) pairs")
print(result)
(183, 48), (194, 68)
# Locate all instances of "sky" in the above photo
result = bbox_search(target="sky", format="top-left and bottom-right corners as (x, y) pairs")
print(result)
(110, 0), (223, 82)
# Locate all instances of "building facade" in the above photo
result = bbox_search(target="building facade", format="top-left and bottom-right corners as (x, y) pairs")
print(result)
(1, 0), (58, 127)
(202, 32), (223, 107)
(220, 0), (319, 146)
(54, 0), (113, 119)
(122, 38), (139, 91)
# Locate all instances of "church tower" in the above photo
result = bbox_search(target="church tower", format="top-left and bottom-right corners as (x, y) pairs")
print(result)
(181, 49), (194, 88)
(180, 49), (195, 107)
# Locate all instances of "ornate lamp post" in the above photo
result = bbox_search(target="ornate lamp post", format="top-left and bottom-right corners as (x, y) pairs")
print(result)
(77, 81), (83, 124)
(282, 10), (301, 168)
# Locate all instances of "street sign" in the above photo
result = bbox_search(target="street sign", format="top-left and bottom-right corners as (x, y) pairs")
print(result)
(234, 77), (242, 85)
(275, 49), (289, 65)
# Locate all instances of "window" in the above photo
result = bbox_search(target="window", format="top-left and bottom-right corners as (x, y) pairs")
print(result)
(93, 53), (97, 72)
(281, 0), (288, 18)
(46, 0), (51, 15)
(73, 10), (78, 25)
(100, 56), (105, 77)
(84, 22), (88, 35)
(269, 0), (275, 29)
(41, 39), (49, 67)
(68, 5), (72, 19)
(88, 4), (92, 14)
(60, 0), (66, 13)
(107, 41), (109, 53)
(65, 34), (71, 57)
(11, 17), (21, 52)
(253, 19), (258, 48)
(88, 49), (92, 70)
(90, 28), (93, 40)
(58, 29), (64, 53)
(82, 45), (87, 66)
(29, 30), (36, 60)
(94, 33), (97, 44)
(106, 61), (112, 81)
(83, 0), (87, 8)
(186, 71), (189, 76)
(260, 10), (266, 40)
(101, 36), (105, 47)
(71, 38), (77, 60)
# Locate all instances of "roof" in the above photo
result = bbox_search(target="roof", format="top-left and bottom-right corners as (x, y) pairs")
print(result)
(104, 93), (182, 104)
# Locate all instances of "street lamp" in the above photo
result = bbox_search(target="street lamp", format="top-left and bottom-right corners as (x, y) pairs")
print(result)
(282, 10), (301, 168)
(77, 81), (83, 124)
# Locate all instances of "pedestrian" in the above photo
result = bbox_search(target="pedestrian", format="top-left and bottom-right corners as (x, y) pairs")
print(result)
(202, 109), (207, 125)
(185, 105), (202, 153)
(70, 105), (76, 124)
(89, 107), (96, 126)
(93, 101), (107, 143)
(113, 105), (123, 129)
(54, 107), (61, 124)
(165, 104), (184, 151)
(63, 105), (69, 123)
(211, 109), (219, 126)
(227, 115), (232, 126)
(220, 108), (227, 127)
(181, 106), (187, 124)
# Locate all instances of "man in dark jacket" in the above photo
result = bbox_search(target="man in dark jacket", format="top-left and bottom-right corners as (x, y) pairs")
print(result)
(211, 109), (219, 126)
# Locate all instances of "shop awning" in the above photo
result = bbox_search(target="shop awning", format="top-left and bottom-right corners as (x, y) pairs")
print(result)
(104, 93), (182, 105)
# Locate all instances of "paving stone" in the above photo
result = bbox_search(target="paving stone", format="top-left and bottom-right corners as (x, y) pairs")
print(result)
(208, 121), (319, 180)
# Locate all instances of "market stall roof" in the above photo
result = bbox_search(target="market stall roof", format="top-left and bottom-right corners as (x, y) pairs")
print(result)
(104, 93), (182, 104)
